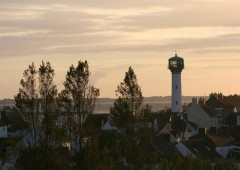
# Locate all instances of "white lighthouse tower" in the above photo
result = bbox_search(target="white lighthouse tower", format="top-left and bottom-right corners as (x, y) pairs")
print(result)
(168, 54), (184, 113)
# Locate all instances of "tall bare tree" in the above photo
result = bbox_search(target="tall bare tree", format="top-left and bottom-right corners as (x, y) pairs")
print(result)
(60, 60), (99, 165)
(38, 61), (58, 169)
(15, 61), (72, 169)
(15, 62), (40, 149)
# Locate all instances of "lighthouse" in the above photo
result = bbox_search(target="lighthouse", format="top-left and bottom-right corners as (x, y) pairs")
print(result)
(168, 54), (184, 113)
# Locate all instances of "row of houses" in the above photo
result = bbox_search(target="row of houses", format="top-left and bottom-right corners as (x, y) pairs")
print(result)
(0, 106), (28, 169)
(1, 95), (240, 168)
(100, 95), (240, 165)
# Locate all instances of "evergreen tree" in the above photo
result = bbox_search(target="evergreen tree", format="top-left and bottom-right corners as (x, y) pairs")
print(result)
(111, 66), (143, 131)
(14, 63), (40, 167)
(111, 67), (150, 170)
(38, 61), (58, 169)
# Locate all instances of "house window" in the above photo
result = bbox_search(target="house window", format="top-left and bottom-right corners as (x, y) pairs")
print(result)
(176, 101), (178, 105)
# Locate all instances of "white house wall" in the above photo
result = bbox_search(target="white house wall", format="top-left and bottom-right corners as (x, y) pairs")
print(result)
(237, 116), (240, 126)
(187, 102), (212, 129)
(0, 126), (8, 138)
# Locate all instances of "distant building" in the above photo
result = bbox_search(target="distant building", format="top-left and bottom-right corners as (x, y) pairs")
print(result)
(168, 54), (184, 113)
(156, 116), (198, 143)
(186, 96), (235, 129)
(189, 127), (238, 159)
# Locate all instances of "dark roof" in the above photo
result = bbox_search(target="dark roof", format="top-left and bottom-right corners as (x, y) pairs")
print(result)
(1, 111), (28, 132)
(200, 105), (216, 117)
(189, 131), (235, 147)
(218, 97), (235, 108)
(84, 113), (109, 129)
(0, 118), (7, 127)
(170, 117), (187, 135)
(181, 139), (222, 160)
(152, 135), (177, 160)
(206, 96), (234, 112)
(196, 96), (235, 117)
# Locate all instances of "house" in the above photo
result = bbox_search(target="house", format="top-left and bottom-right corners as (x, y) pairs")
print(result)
(187, 96), (235, 129)
(206, 96), (235, 115)
(176, 138), (222, 160)
(189, 127), (236, 159)
(0, 111), (28, 137)
(157, 116), (197, 143)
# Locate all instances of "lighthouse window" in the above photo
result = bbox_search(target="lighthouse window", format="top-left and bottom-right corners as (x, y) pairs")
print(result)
(170, 61), (177, 67)
(176, 101), (178, 105)
(175, 85), (178, 89)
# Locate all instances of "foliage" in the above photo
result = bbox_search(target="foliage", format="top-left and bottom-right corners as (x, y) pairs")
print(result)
(110, 97), (131, 128)
(62, 60), (99, 115)
(14, 63), (40, 147)
(110, 66), (157, 170)
(59, 60), (100, 168)
(214, 160), (238, 170)
(14, 61), (63, 169)
(139, 104), (154, 121)
(38, 61), (58, 168)
(38, 61), (57, 114)
(15, 146), (70, 170)
(111, 66), (143, 130)
(116, 66), (143, 116)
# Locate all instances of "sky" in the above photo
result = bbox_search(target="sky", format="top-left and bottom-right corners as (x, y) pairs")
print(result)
(0, 0), (240, 99)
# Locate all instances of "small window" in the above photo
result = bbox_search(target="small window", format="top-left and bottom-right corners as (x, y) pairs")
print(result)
(176, 101), (178, 105)
(175, 85), (178, 89)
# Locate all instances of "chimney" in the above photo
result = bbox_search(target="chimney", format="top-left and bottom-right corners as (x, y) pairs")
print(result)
(101, 120), (104, 127)
(199, 128), (207, 136)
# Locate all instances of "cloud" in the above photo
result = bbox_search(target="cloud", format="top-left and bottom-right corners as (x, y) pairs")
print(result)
(1, 0), (240, 98)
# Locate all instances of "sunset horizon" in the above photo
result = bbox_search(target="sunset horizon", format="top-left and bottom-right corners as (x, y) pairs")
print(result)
(1, 0), (240, 99)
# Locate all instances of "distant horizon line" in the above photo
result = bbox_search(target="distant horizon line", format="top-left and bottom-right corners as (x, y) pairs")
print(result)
(0, 95), (209, 101)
